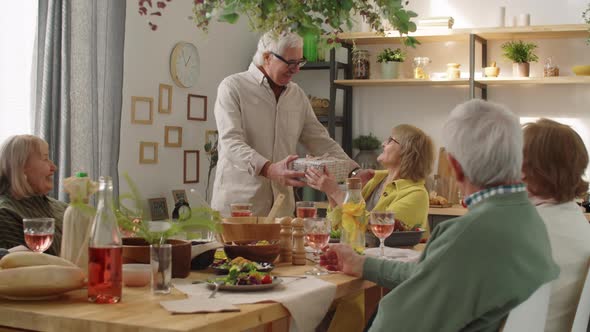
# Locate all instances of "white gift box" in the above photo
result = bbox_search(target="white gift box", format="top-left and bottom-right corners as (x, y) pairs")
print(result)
(290, 155), (350, 183)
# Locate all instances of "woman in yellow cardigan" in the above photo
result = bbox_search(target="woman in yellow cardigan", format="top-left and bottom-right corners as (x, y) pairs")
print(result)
(306, 124), (435, 235)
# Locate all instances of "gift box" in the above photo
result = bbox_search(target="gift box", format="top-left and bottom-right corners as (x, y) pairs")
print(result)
(290, 155), (351, 183)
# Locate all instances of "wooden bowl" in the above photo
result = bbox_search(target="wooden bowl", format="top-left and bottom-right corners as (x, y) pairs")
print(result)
(223, 243), (281, 264)
(122, 238), (191, 278)
(572, 65), (590, 76)
(220, 222), (281, 244)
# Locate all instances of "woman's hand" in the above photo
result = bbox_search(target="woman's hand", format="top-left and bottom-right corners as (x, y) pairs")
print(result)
(305, 167), (342, 200)
(319, 244), (366, 277)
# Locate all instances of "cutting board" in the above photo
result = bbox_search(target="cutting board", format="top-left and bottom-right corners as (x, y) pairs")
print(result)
(436, 148), (459, 205)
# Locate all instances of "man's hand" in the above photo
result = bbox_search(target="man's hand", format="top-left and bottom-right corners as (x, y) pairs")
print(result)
(319, 244), (366, 277)
(264, 155), (306, 187)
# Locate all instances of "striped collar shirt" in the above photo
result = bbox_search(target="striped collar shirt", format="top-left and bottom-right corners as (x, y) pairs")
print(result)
(464, 183), (527, 209)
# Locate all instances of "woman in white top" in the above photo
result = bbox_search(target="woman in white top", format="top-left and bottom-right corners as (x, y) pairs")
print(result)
(522, 118), (590, 332)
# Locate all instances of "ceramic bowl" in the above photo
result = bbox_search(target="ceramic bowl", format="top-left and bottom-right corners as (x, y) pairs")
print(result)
(122, 264), (151, 287)
(572, 65), (590, 76)
(484, 66), (500, 77)
(384, 230), (425, 247)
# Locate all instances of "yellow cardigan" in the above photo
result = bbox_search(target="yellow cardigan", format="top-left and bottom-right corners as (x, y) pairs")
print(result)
(362, 170), (430, 234)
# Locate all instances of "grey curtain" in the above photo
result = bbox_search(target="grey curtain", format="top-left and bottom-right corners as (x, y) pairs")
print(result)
(34, 0), (125, 202)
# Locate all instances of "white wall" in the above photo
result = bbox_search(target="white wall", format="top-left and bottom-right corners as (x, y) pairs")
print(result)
(121, 0), (590, 215)
(120, 1), (258, 213)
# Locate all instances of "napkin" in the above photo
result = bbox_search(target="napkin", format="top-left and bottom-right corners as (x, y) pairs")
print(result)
(173, 276), (336, 332)
(364, 247), (421, 262)
(160, 297), (239, 314)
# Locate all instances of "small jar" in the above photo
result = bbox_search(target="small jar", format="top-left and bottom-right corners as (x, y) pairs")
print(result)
(353, 50), (370, 79)
(413, 57), (431, 79)
(446, 63), (461, 79)
(543, 57), (559, 77)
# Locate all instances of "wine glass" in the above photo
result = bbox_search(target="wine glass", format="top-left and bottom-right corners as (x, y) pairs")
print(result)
(303, 217), (331, 276)
(296, 201), (317, 218)
(369, 211), (395, 258)
(22, 218), (55, 253)
(230, 203), (253, 217)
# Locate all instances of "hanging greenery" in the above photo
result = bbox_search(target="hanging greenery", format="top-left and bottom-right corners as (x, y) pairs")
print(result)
(139, 0), (420, 47)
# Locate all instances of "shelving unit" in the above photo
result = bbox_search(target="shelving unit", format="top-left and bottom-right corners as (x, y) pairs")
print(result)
(301, 46), (354, 156)
(336, 24), (590, 100)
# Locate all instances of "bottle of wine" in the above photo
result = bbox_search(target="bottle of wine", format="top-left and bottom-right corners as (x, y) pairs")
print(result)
(341, 178), (367, 254)
(88, 176), (122, 304)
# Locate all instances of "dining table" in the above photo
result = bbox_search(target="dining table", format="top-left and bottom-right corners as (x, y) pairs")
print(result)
(0, 260), (382, 332)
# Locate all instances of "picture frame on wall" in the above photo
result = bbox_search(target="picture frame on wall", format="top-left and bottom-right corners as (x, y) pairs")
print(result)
(158, 83), (173, 114)
(131, 96), (154, 124)
(187, 94), (207, 121)
(164, 126), (183, 147)
(148, 197), (169, 221)
(139, 141), (158, 164)
(172, 189), (188, 204)
(183, 150), (200, 184)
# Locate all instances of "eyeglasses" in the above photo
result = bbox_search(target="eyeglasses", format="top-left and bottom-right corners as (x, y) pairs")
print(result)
(270, 52), (307, 69)
(386, 136), (400, 145)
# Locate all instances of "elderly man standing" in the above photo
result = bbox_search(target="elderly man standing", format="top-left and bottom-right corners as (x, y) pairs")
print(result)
(320, 99), (559, 332)
(212, 31), (366, 217)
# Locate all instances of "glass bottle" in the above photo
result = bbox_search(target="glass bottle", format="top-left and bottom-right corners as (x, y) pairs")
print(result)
(88, 176), (122, 304)
(353, 50), (370, 79)
(341, 178), (367, 253)
(413, 57), (431, 79)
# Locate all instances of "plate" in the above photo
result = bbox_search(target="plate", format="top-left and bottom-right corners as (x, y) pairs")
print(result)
(207, 276), (283, 291)
(210, 261), (274, 274)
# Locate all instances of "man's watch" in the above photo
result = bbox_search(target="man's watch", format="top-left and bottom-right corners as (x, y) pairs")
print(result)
(349, 168), (362, 178)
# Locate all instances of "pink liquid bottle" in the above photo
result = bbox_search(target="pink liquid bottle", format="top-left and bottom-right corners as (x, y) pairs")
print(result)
(88, 176), (123, 304)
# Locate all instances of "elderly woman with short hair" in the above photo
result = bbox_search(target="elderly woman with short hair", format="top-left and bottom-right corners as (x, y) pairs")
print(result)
(522, 118), (590, 332)
(306, 124), (435, 233)
(0, 135), (66, 255)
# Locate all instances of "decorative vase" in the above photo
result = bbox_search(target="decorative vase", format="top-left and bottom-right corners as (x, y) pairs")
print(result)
(381, 62), (400, 79)
(353, 149), (380, 169)
(513, 62), (530, 77)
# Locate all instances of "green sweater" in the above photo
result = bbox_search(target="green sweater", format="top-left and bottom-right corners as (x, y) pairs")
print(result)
(0, 194), (67, 256)
(363, 191), (559, 332)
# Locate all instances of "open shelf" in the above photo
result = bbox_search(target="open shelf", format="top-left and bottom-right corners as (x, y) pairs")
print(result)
(317, 115), (344, 126)
(302, 61), (348, 70)
(334, 78), (470, 87)
(477, 76), (590, 85)
(338, 24), (589, 45)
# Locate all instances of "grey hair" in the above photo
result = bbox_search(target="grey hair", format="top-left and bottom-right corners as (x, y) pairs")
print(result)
(252, 31), (303, 66)
(0, 135), (45, 198)
(442, 99), (523, 187)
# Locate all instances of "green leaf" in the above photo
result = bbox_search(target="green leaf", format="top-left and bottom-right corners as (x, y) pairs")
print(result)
(219, 13), (240, 24)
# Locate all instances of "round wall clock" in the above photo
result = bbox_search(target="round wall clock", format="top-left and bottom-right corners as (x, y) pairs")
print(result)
(170, 42), (200, 88)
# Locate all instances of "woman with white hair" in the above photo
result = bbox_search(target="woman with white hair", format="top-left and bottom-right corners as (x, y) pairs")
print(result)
(0, 135), (66, 255)
(211, 31), (366, 218)
(320, 100), (558, 332)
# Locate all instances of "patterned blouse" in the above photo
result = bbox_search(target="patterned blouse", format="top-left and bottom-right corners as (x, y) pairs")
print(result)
(0, 193), (67, 256)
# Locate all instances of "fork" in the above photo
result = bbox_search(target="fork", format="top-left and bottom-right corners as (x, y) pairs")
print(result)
(209, 281), (225, 298)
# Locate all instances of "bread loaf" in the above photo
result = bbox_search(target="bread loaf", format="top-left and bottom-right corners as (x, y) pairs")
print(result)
(0, 252), (77, 269)
(0, 265), (85, 297)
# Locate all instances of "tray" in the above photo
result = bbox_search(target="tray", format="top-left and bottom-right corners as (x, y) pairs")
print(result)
(429, 203), (452, 208)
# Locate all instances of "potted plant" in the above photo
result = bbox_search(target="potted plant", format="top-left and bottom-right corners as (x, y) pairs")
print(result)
(377, 48), (406, 79)
(501, 40), (539, 77)
(352, 133), (382, 169)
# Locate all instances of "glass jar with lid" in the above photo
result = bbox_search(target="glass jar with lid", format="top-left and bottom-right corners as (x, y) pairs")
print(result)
(543, 57), (559, 77)
(352, 50), (370, 79)
(413, 57), (431, 79)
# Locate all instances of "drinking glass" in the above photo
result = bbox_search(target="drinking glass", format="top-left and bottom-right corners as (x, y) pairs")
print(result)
(303, 217), (331, 276)
(369, 211), (395, 258)
(22, 218), (55, 253)
(150, 244), (172, 294)
(230, 203), (253, 217)
(296, 201), (317, 218)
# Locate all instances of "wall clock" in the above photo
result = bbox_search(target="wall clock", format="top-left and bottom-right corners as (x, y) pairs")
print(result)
(170, 42), (200, 88)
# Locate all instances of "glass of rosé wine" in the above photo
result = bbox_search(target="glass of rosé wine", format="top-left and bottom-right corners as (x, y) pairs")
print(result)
(296, 201), (317, 218)
(303, 217), (331, 276)
(22, 218), (55, 253)
(230, 203), (253, 217)
(369, 211), (395, 258)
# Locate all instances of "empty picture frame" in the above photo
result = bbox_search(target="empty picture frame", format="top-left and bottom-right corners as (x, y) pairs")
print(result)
(164, 126), (183, 147)
(139, 141), (158, 164)
(131, 96), (154, 124)
(172, 189), (188, 204)
(148, 197), (169, 221)
(183, 150), (200, 184)
(187, 94), (207, 121)
(158, 83), (173, 114)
